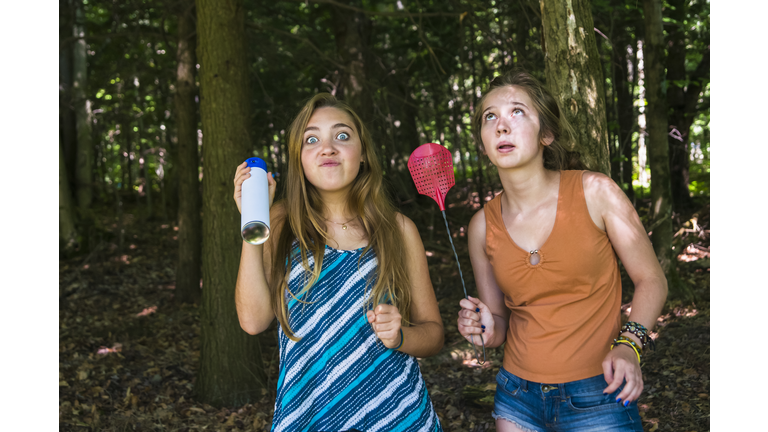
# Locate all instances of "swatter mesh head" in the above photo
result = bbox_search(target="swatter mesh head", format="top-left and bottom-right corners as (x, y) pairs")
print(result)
(407, 143), (455, 209)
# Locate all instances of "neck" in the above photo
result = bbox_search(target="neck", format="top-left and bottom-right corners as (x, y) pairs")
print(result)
(497, 162), (559, 213)
(317, 188), (355, 222)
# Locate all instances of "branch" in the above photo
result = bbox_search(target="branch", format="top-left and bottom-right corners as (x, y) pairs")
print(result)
(59, 31), (167, 50)
(245, 23), (345, 69)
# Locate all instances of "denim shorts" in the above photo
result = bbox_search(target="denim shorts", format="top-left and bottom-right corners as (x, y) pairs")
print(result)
(492, 367), (643, 432)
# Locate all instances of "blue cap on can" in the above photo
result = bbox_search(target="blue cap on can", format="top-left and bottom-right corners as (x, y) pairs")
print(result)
(245, 157), (267, 171)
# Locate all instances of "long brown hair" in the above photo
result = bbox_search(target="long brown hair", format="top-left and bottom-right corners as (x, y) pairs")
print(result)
(269, 93), (412, 341)
(471, 68), (586, 171)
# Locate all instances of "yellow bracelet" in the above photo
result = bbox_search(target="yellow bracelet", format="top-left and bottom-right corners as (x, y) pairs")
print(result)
(611, 340), (641, 364)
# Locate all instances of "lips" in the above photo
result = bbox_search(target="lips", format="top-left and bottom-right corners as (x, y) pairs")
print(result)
(496, 141), (515, 153)
(320, 160), (340, 167)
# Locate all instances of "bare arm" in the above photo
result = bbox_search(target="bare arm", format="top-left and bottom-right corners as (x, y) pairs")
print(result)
(457, 209), (511, 349)
(583, 172), (668, 341)
(233, 162), (279, 335)
(583, 172), (668, 403)
(367, 214), (444, 357)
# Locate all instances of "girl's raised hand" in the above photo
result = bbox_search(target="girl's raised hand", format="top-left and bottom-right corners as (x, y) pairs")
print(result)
(457, 296), (495, 344)
(366, 304), (402, 349)
(233, 162), (277, 213)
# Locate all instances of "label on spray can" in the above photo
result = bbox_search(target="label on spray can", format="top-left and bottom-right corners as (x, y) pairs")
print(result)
(241, 157), (270, 245)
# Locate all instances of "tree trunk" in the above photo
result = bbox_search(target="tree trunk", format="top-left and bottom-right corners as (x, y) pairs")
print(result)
(642, 0), (675, 276)
(540, 0), (611, 175)
(60, 137), (78, 253)
(195, 0), (267, 406)
(72, 0), (93, 210)
(332, 1), (373, 123)
(665, 0), (692, 211)
(175, 1), (202, 305)
(59, 2), (77, 194)
(613, 34), (636, 201)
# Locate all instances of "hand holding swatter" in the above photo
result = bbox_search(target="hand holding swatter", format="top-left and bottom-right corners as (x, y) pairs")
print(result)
(407, 143), (486, 365)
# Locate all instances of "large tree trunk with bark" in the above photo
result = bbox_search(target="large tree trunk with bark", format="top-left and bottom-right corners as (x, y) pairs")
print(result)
(642, 0), (675, 276)
(665, 0), (692, 211)
(613, 31), (636, 202)
(665, 0), (709, 211)
(540, 0), (611, 175)
(60, 137), (78, 253)
(194, 0), (267, 406)
(175, 1), (202, 305)
(60, 0), (77, 193)
(333, 1), (373, 123)
(72, 0), (94, 210)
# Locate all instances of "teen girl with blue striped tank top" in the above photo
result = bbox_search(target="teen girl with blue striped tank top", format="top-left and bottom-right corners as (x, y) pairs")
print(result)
(233, 93), (444, 432)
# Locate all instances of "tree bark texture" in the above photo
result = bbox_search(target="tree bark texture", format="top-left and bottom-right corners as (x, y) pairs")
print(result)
(195, 0), (267, 406)
(665, 0), (692, 211)
(333, 1), (374, 123)
(665, 0), (709, 211)
(642, 0), (675, 275)
(613, 35), (636, 201)
(72, 0), (94, 210)
(175, 1), (202, 305)
(60, 137), (78, 252)
(59, 19), (77, 193)
(540, 0), (611, 175)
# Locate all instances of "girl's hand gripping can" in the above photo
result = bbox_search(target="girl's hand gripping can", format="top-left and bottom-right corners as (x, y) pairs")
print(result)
(240, 157), (270, 245)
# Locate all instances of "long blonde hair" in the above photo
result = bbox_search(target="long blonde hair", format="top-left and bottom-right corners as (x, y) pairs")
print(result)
(270, 93), (412, 341)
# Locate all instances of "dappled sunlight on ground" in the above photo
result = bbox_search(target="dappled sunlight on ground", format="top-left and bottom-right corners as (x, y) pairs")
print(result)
(136, 306), (158, 317)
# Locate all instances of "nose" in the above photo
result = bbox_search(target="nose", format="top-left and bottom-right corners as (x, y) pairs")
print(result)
(319, 138), (337, 156)
(496, 117), (510, 135)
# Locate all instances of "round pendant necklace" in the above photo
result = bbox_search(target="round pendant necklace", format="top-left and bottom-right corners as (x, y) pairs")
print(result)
(326, 216), (358, 230)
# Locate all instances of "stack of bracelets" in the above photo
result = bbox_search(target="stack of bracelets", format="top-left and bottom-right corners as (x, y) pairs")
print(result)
(610, 321), (655, 365)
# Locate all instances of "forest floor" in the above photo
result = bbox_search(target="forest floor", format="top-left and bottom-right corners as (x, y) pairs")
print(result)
(59, 196), (710, 432)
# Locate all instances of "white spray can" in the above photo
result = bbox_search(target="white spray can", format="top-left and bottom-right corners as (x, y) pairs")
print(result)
(240, 157), (270, 245)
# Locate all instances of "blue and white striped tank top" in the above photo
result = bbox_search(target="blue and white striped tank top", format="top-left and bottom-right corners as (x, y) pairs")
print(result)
(271, 243), (443, 432)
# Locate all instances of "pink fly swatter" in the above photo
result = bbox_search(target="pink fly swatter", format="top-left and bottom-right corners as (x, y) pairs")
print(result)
(408, 143), (486, 364)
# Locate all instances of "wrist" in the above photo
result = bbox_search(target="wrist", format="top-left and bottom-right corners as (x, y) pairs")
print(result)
(620, 331), (642, 347)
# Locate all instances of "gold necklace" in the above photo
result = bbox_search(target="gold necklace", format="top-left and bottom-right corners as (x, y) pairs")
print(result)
(325, 216), (358, 230)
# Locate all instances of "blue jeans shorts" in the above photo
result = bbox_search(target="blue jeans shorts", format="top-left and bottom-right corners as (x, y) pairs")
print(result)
(492, 367), (643, 432)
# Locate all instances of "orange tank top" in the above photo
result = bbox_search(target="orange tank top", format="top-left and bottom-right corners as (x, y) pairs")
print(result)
(484, 170), (622, 383)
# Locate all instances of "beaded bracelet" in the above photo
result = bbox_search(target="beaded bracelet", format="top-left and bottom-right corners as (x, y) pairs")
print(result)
(612, 340), (641, 364)
(393, 328), (404, 350)
(611, 336), (642, 364)
(619, 321), (656, 351)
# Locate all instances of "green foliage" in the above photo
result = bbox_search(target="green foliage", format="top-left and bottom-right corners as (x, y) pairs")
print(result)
(62, 0), (709, 216)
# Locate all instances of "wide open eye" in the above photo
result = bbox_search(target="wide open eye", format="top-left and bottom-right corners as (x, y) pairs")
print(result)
(336, 132), (350, 140)
(485, 113), (497, 121)
(306, 136), (319, 144)
(512, 108), (524, 116)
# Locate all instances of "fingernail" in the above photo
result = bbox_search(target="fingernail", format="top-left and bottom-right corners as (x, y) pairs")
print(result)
(603, 392), (608, 395)
(271, 173), (275, 178)
(616, 398), (622, 404)
(482, 329), (485, 333)
(481, 325), (486, 329)
(623, 400), (629, 407)
(475, 308), (480, 312)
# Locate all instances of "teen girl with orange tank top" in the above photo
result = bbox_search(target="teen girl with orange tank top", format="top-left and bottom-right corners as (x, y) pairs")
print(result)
(457, 69), (668, 432)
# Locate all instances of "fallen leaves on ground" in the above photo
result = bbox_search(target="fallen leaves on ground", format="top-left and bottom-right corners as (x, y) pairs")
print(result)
(59, 201), (709, 431)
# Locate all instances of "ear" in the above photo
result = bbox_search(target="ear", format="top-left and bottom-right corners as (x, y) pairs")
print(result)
(541, 131), (555, 146)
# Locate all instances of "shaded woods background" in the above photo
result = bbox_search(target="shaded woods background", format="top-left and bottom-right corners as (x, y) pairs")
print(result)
(58, 0), (709, 431)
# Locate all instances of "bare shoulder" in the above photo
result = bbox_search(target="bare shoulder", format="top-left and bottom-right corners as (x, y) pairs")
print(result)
(395, 212), (419, 237)
(468, 208), (486, 234)
(582, 171), (631, 211)
(266, 200), (289, 244)
(467, 208), (487, 248)
(581, 171), (638, 231)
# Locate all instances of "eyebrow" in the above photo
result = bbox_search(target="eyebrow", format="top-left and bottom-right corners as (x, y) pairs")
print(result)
(483, 102), (529, 113)
(304, 123), (354, 133)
